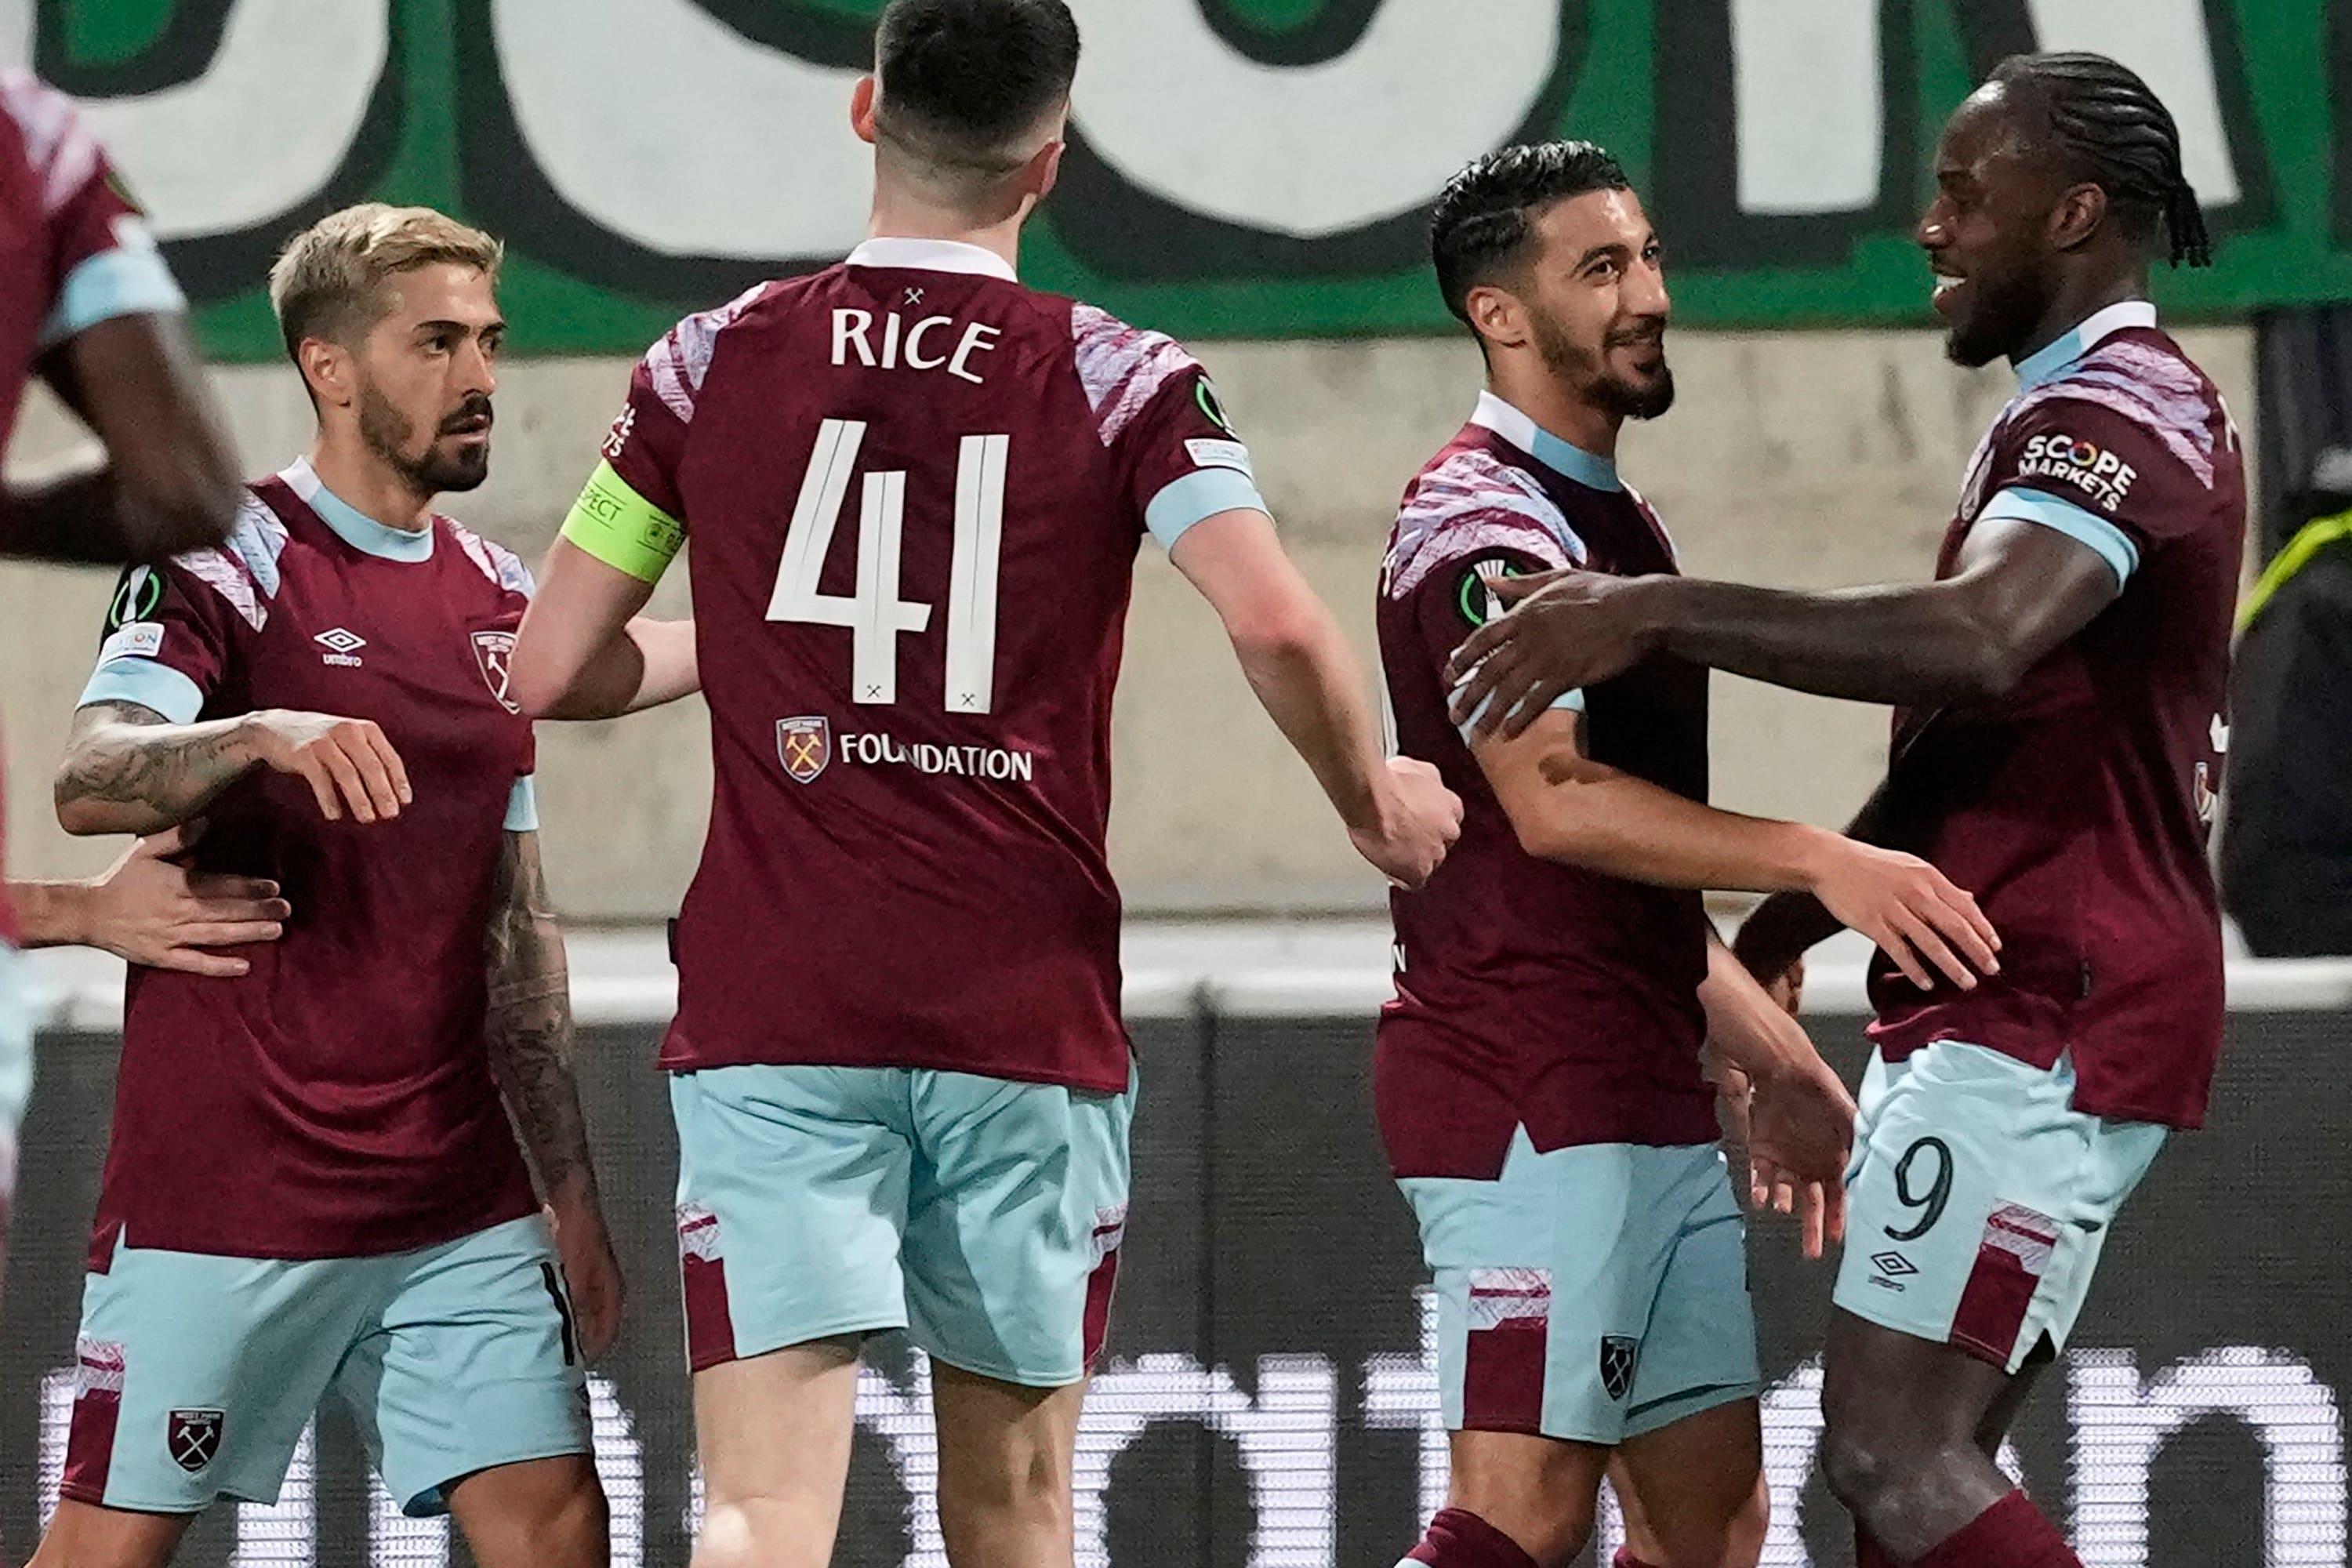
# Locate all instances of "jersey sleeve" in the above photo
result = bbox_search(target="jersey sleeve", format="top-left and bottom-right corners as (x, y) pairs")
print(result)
(1385, 471), (1588, 742)
(561, 356), (691, 584)
(1070, 304), (1269, 551)
(1980, 392), (2221, 587)
(76, 555), (246, 722)
(0, 74), (187, 350)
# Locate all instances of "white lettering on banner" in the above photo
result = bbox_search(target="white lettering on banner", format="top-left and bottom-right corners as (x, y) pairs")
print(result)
(840, 733), (1036, 782)
(31, 1350), (2349, 1564)
(2071, 1347), (2347, 1568)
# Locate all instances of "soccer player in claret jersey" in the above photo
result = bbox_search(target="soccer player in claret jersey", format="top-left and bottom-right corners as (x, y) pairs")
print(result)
(508, 2), (1460, 1563)
(0, 68), (243, 1322)
(27, 205), (692, 1568)
(1449, 56), (2238, 1568)
(1381, 143), (2002, 1568)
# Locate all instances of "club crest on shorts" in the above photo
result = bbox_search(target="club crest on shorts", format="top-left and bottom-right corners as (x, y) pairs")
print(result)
(168, 1408), (224, 1472)
(1599, 1335), (1641, 1401)
(471, 630), (521, 714)
(777, 716), (831, 783)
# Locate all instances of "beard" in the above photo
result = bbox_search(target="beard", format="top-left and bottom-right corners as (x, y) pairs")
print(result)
(1944, 264), (2051, 369)
(358, 382), (492, 496)
(1534, 311), (1676, 422)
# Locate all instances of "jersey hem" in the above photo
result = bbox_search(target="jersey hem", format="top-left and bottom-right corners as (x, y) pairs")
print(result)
(92, 1192), (540, 1269)
(658, 1047), (1134, 1098)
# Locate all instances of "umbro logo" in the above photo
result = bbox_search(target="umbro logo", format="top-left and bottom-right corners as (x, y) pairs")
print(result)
(1868, 1250), (1918, 1292)
(314, 627), (366, 668)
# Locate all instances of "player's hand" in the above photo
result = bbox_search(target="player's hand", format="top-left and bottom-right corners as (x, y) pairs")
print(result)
(239, 710), (412, 824)
(548, 1195), (626, 1363)
(1747, 1048), (1856, 1260)
(1442, 568), (1657, 741)
(78, 820), (289, 977)
(1700, 1043), (1755, 1186)
(1349, 757), (1464, 889)
(1803, 836), (2000, 991)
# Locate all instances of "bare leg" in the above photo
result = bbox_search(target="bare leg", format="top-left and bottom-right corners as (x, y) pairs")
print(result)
(27, 1501), (195, 1568)
(1441, 1430), (1612, 1567)
(446, 1454), (608, 1568)
(930, 1360), (1085, 1568)
(1610, 1398), (1769, 1567)
(690, 1336), (863, 1568)
(1820, 1310), (2024, 1560)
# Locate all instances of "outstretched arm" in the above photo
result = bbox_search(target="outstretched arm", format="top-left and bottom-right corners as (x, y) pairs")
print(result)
(1169, 507), (1462, 888)
(483, 829), (622, 1360)
(56, 702), (410, 837)
(510, 540), (695, 721)
(1448, 518), (2121, 736)
(9, 822), (288, 977)
(1731, 779), (1907, 987)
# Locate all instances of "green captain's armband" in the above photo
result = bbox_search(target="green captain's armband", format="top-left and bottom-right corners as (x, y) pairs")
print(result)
(561, 460), (684, 583)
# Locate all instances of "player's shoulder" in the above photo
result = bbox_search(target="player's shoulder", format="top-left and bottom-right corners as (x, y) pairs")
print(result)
(2009, 328), (2227, 488)
(437, 516), (535, 601)
(637, 278), (794, 424)
(162, 487), (294, 630)
(1063, 297), (1210, 447)
(1384, 436), (1585, 600)
(0, 69), (100, 213)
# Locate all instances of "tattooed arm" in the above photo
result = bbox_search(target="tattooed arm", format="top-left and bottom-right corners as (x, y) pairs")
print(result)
(56, 701), (413, 837)
(485, 829), (624, 1359)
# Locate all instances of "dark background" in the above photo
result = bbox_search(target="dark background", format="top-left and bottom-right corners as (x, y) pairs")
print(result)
(2, 1006), (2341, 1567)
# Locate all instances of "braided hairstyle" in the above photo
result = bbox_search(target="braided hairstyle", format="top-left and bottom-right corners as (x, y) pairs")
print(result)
(1991, 52), (2214, 268)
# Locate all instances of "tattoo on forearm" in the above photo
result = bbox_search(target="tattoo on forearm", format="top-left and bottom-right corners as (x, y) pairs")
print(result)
(57, 701), (252, 826)
(485, 832), (600, 1206)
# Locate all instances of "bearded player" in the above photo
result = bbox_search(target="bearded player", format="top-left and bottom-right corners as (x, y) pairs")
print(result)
(1383, 143), (2000, 1568)
(507, 2), (1460, 1563)
(1450, 56), (2235, 1568)
(0, 67), (242, 1320)
(30, 205), (689, 1568)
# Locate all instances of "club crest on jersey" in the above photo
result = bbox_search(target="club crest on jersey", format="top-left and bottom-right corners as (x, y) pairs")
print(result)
(1457, 555), (1529, 628)
(777, 717), (832, 783)
(168, 1408), (224, 1472)
(472, 630), (521, 713)
(1599, 1335), (1641, 1401)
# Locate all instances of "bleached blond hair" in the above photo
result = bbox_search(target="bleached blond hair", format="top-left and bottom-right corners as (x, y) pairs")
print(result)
(267, 203), (503, 361)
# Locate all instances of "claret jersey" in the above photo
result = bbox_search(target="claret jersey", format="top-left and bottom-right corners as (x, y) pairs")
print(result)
(574, 238), (1270, 1093)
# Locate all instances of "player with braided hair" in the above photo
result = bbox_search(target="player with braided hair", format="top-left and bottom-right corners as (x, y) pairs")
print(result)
(1446, 52), (2238, 1568)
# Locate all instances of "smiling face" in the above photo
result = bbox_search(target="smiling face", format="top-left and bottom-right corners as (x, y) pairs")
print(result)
(343, 262), (503, 495)
(1487, 187), (1675, 420)
(1918, 83), (2072, 368)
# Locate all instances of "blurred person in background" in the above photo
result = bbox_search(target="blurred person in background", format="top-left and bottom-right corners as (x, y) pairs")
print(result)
(1379, 143), (1994, 1568)
(0, 66), (240, 1343)
(2220, 449), (2352, 955)
(1447, 53), (2236, 1568)
(510, 2), (1460, 1565)
(25, 203), (692, 1568)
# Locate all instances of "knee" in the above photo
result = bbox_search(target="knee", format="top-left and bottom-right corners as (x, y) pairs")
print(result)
(546, 1479), (611, 1563)
(1632, 1473), (1770, 1568)
(1449, 1453), (1596, 1568)
(1820, 1406), (1921, 1519)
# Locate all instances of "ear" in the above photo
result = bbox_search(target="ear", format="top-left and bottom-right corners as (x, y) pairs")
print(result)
(850, 75), (880, 146)
(1027, 136), (1067, 205)
(1467, 284), (1530, 354)
(296, 338), (354, 411)
(2049, 180), (2107, 252)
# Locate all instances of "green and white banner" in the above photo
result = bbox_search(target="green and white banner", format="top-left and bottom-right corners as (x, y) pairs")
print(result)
(8, 0), (2341, 355)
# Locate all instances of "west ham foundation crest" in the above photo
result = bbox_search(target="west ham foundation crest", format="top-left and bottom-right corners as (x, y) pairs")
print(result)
(168, 1408), (224, 1472)
(1599, 1335), (1641, 1402)
(472, 630), (521, 714)
(777, 716), (831, 783)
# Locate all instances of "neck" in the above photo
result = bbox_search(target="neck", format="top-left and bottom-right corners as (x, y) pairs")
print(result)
(866, 193), (1025, 274)
(2013, 266), (2151, 367)
(1487, 354), (1624, 459)
(305, 430), (434, 534)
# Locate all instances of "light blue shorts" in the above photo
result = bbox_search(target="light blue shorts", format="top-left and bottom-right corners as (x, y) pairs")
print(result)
(0, 940), (32, 1212)
(670, 1062), (1135, 1388)
(1835, 1042), (2166, 1373)
(1399, 1131), (1760, 1445)
(60, 1216), (590, 1515)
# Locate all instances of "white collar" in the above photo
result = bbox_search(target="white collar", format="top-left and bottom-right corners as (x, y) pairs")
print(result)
(2014, 300), (2159, 390)
(1468, 390), (1622, 493)
(844, 237), (1018, 282)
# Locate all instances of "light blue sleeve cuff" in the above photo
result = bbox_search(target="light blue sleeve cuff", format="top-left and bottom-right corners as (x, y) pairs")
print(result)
(1144, 466), (1270, 552)
(1454, 682), (1584, 745)
(77, 659), (204, 723)
(37, 241), (187, 350)
(1980, 485), (2140, 587)
(505, 775), (541, 833)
